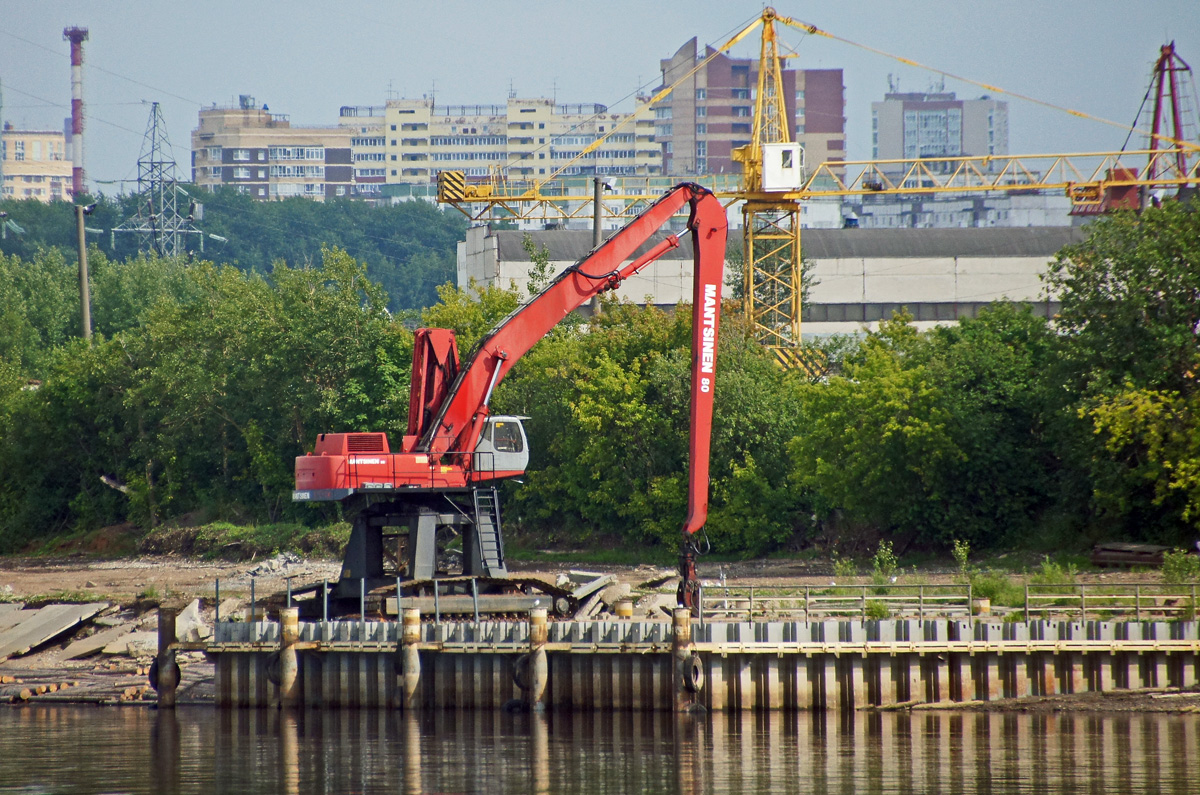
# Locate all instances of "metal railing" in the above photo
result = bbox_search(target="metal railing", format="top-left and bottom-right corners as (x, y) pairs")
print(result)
(698, 584), (974, 621)
(1023, 583), (1199, 621)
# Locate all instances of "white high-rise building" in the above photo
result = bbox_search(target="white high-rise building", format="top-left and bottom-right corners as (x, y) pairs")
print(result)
(871, 90), (1008, 172)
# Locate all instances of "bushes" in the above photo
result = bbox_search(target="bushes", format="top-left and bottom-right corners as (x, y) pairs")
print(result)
(1162, 549), (1200, 584)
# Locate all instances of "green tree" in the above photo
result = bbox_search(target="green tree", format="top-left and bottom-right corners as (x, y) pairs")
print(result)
(789, 306), (1062, 549)
(1045, 202), (1200, 396)
(1045, 203), (1200, 539)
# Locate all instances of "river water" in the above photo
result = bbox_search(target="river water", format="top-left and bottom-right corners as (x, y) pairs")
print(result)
(0, 706), (1197, 793)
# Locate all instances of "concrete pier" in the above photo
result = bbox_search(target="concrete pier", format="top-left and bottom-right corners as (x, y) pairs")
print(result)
(209, 617), (1200, 710)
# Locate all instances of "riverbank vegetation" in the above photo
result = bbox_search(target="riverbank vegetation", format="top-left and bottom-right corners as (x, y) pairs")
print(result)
(0, 198), (1196, 558)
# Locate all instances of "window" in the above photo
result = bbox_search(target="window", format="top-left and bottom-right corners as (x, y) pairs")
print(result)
(207, 147), (221, 160)
(654, 107), (672, 120)
(270, 164), (325, 178)
(257, 169), (266, 178)
(257, 151), (265, 160)
(391, 169), (397, 176)
(696, 124), (706, 135)
(696, 88), (707, 100)
(391, 124), (397, 131)
(352, 137), (385, 147)
(655, 124), (673, 138)
(13, 141), (24, 161)
(538, 122), (545, 129)
(336, 186), (347, 196)
(696, 107), (707, 118)
(258, 188), (266, 196)
(490, 420), (524, 453)
(268, 146), (324, 161)
(520, 108), (535, 114)
(32, 141), (41, 160)
(796, 90), (805, 100)
(233, 167), (251, 179)
(210, 166), (223, 179)
(732, 88), (750, 100)
(233, 149), (251, 161)
(733, 106), (751, 117)
(732, 123), (751, 134)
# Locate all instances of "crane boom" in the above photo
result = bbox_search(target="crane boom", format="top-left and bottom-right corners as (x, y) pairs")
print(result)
(420, 183), (727, 540)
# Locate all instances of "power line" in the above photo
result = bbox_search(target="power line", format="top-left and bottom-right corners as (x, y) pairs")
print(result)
(1, 84), (193, 160)
(0, 30), (203, 107)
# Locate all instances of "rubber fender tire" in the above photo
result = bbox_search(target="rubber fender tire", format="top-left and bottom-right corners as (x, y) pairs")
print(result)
(512, 652), (532, 691)
(682, 653), (705, 693)
(148, 658), (181, 692)
(265, 651), (282, 686)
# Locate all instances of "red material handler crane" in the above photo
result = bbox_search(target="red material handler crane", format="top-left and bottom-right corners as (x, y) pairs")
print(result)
(294, 183), (726, 615)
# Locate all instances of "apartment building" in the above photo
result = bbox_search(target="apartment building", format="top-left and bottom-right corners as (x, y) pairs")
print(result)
(381, 97), (662, 189)
(339, 105), (388, 199)
(0, 123), (72, 202)
(871, 89), (1008, 169)
(656, 38), (846, 178)
(191, 96), (354, 201)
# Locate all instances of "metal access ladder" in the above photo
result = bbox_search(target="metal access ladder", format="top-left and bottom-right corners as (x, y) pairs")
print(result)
(471, 487), (508, 577)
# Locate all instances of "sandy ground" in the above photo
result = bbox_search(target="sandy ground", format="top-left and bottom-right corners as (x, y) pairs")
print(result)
(0, 552), (1161, 604)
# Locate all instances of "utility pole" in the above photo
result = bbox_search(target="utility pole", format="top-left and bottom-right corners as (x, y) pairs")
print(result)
(591, 176), (604, 314)
(75, 203), (94, 341)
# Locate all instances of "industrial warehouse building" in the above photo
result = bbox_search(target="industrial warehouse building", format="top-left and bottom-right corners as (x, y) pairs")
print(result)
(457, 224), (1087, 337)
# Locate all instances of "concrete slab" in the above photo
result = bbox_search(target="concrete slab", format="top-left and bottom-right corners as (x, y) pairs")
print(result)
(62, 623), (135, 660)
(102, 631), (158, 657)
(0, 603), (109, 661)
(0, 605), (28, 633)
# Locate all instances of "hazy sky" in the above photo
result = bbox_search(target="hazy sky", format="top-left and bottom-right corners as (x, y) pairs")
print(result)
(3, 0), (1197, 192)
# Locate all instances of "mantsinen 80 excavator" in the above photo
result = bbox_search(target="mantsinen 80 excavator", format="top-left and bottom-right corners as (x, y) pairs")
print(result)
(293, 183), (726, 616)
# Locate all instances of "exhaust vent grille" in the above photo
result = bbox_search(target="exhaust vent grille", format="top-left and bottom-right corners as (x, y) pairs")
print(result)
(347, 433), (387, 453)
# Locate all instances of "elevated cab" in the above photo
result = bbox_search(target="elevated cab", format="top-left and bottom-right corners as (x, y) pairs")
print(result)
(473, 415), (529, 477)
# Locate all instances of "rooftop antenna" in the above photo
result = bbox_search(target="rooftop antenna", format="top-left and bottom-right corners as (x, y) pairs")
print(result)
(111, 102), (206, 258)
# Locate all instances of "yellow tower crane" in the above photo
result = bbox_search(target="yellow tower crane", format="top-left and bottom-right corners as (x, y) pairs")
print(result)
(437, 9), (1200, 370)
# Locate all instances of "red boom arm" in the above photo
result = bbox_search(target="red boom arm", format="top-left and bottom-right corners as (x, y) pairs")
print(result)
(420, 182), (727, 535)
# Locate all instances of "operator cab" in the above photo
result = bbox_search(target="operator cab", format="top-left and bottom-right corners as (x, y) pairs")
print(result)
(473, 415), (530, 476)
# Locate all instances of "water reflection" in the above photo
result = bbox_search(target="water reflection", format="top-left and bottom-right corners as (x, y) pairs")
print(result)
(0, 706), (1197, 793)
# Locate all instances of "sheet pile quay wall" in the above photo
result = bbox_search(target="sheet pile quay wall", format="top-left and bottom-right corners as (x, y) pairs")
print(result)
(207, 618), (1200, 710)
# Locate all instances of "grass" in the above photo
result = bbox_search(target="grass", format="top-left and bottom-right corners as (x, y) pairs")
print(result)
(138, 521), (350, 561)
(18, 590), (112, 607)
(506, 543), (676, 567)
(969, 571), (1025, 608)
